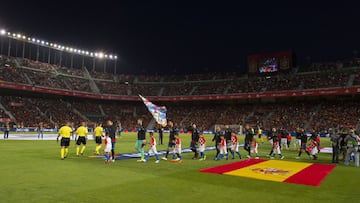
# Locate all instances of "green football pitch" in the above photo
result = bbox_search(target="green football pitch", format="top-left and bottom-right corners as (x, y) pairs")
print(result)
(0, 133), (359, 203)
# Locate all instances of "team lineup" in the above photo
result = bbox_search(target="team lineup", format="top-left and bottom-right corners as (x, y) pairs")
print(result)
(55, 119), (360, 165)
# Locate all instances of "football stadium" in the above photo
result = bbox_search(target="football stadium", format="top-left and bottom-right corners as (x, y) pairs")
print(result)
(1, 2), (360, 203)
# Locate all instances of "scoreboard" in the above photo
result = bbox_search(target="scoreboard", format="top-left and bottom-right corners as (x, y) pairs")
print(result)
(247, 50), (293, 74)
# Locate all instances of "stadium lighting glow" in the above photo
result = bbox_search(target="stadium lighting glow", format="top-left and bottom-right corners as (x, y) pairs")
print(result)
(1, 29), (118, 60)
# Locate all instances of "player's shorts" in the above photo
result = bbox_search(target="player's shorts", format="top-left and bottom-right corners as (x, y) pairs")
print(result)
(220, 146), (227, 154)
(60, 138), (70, 147)
(168, 141), (175, 148)
(300, 143), (307, 150)
(95, 136), (102, 144)
(251, 142), (258, 154)
(173, 146), (182, 154)
(104, 145), (112, 153)
(199, 144), (205, 152)
(148, 146), (158, 155)
(190, 142), (198, 149)
(226, 140), (232, 149)
(76, 136), (86, 145)
(231, 143), (239, 152)
(281, 138), (287, 145)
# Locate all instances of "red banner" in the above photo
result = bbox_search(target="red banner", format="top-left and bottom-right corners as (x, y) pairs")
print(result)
(0, 82), (359, 102)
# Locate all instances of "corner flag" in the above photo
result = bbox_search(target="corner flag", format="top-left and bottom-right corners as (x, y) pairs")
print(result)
(139, 95), (167, 126)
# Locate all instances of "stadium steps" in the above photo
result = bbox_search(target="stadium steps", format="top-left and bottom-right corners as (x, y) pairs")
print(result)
(304, 103), (322, 130)
(82, 67), (100, 93)
(146, 118), (156, 129)
(67, 102), (89, 121)
(0, 100), (16, 120)
(347, 74), (356, 87)
(189, 86), (197, 95)
(158, 87), (164, 96)
(99, 105), (105, 116)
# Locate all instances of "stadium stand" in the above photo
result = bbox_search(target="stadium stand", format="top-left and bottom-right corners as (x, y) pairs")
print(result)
(1, 54), (360, 132)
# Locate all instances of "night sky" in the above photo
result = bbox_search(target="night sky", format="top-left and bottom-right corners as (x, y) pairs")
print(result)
(0, 1), (359, 74)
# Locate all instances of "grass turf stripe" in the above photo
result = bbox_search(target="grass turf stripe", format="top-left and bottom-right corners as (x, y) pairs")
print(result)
(284, 163), (336, 186)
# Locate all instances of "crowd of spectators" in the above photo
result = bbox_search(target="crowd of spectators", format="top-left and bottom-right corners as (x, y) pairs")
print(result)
(2, 54), (360, 97)
(1, 94), (360, 132)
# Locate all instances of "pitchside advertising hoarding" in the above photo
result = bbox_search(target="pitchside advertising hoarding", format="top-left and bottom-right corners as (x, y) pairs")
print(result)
(247, 50), (293, 74)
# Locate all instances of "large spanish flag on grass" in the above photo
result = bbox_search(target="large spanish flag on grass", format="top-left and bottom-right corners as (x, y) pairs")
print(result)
(200, 159), (335, 186)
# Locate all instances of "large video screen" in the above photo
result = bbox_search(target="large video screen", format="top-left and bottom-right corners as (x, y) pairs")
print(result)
(247, 50), (293, 74)
(258, 58), (279, 73)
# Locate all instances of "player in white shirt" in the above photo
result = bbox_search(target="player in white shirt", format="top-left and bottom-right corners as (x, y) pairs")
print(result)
(198, 133), (206, 161)
(104, 134), (112, 164)
(217, 135), (228, 160)
(171, 133), (183, 163)
(231, 133), (242, 159)
(145, 132), (160, 163)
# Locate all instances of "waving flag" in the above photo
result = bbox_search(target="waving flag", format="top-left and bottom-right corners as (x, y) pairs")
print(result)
(139, 95), (167, 126)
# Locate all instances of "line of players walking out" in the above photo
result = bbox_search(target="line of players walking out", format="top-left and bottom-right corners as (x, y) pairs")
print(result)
(56, 120), (359, 167)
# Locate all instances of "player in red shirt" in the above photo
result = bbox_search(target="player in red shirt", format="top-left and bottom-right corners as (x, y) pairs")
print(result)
(198, 133), (206, 161)
(171, 133), (182, 163)
(217, 135), (228, 160)
(231, 133), (242, 159)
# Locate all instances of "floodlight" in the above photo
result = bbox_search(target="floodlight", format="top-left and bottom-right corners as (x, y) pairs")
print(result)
(114, 55), (118, 59)
(69, 48), (73, 52)
(7, 32), (11, 36)
(12, 33), (16, 37)
(16, 34), (21, 38)
(109, 55), (113, 59)
(41, 41), (45, 44)
(98, 52), (104, 58)
(81, 50), (85, 54)
(22, 36), (26, 39)
(85, 51), (89, 55)
(45, 42), (49, 45)
(0, 29), (5, 35)
(36, 39), (40, 43)
(32, 38), (36, 42)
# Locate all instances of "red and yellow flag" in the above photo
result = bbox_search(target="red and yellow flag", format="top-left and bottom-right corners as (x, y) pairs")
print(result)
(200, 159), (335, 186)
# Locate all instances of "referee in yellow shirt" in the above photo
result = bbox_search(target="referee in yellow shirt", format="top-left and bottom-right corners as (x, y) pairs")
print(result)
(76, 122), (89, 156)
(57, 121), (72, 160)
(94, 123), (104, 155)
